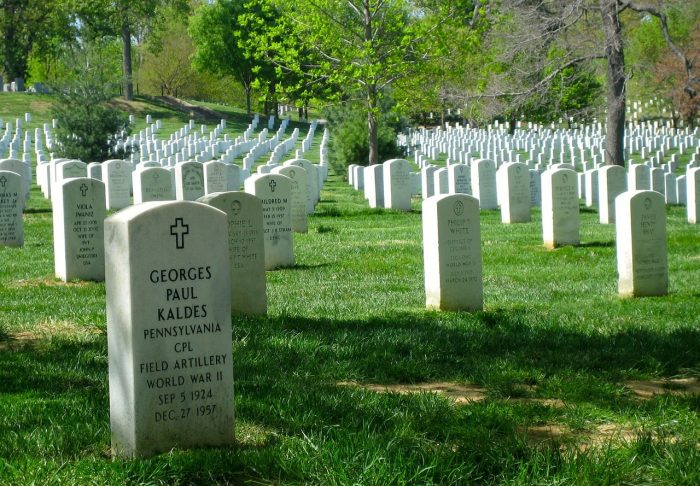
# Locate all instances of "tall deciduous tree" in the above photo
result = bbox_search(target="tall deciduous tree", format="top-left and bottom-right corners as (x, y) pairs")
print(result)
(0, 0), (73, 80)
(481, 0), (697, 166)
(73, 0), (187, 100)
(189, 0), (279, 114)
(270, 0), (433, 165)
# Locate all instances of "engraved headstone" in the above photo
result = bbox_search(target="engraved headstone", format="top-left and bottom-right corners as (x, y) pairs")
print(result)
(383, 159), (412, 211)
(104, 160), (132, 210)
(55, 160), (87, 188)
(272, 165), (308, 233)
(498, 162), (531, 223)
(133, 167), (174, 204)
(471, 159), (497, 210)
(628, 164), (651, 191)
(598, 165), (626, 224)
(433, 167), (449, 196)
(226, 164), (241, 191)
(87, 162), (103, 181)
(198, 192), (266, 315)
(447, 164), (471, 195)
(244, 174), (294, 269)
(283, 159), (319, 214)
(616, 190), (668, 297)
(0, 171), (23, 246)
(688, 167), (700, 224)
(421, 166), (437, 199)
(529, 169), (542, 207)
(584, 168), (599, 208)
(203, 161), (228, 195)
(53, 178), (105, 281)
(364, 164), (384, 208)
(0, 158), (30, 200)
(175, 161), (205, 201)
(106, 200), (234, 458)
(423, 194), (482, 311)
(542, 168), (579, 248)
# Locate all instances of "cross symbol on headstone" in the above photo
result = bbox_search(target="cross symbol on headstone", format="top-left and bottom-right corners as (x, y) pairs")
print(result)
(0, 176), (6, 188)
(80, 183), (89, 197)
(170, 218), (189, 249)
(269, 179), (277, 192)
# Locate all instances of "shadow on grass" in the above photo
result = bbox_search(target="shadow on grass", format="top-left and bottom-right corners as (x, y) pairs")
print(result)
(1, 310), (698, 483)
(577, 240), (614, 248)
(23, 207), (52, 214)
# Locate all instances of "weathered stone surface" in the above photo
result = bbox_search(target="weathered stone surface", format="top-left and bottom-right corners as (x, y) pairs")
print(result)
(423, 194), (482, 311)
(106, 200), (234, 459)
(198, 191), (267, 315)
(616, 190), (668, 297)
(53, 178), (105, 281)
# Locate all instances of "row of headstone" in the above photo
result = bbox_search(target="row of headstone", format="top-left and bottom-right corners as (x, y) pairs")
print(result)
(422, 187), (671, 312)
(0, 78), (24, 92)
(350, 156), (700, 227)
(399, 121), (698, 182)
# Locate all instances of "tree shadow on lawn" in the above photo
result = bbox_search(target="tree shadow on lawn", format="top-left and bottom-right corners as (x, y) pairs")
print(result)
(235, 308), (700, 410)
(1, 311), (698, 483)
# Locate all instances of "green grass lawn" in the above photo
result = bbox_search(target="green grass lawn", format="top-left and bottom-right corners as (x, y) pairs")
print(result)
(0, 94), (699, 484)
(1, 175), (699, 484)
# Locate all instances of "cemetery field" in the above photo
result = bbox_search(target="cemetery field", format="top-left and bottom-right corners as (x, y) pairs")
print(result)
(1, 171), (699, 484)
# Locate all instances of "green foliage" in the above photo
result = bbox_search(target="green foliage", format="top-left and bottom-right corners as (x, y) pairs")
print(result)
(0, 0), (75, 80)
(625, 4), (700, 124)
(324, 101), (404, 172)
(519, 61), (603, 125)
(189, 0), (280, 113)
(50, 52), (131, 162)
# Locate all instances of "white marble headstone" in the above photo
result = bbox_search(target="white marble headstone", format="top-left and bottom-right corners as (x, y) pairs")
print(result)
(175, 162), (205, 201)
(103, 160), (132, 210)
(106, 200), (234, 458)
(423, 194), (482, 311)
(471, 159), (497, 210)
(364, 164), (384, 208)
(244, 173), (294, 269)
(198, 191), (267, 315)
(598, 165), (626, 224)
(498, 162), (531, 223)
(0, 171), (24, 246)
(133, 167), (174, 204)
(272, 165), (308, 233)
(203, 161), (228, 195)
(616, 190), (668, 297)
(383, 159), (412, 211)
(542, 168), (579, 248)
(687, 167), (700, 224)
(447, 164), (471, 195)
(53, 178), (105, 281)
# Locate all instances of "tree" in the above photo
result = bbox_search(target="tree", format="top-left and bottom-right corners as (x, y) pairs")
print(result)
(269, 0), (436, 165)
(189, 0), (279, 114)
(479, 0), (697, 166)
(0, 0), (73, 81)
(73, 0), (188, 101)
(140, 21), (196, 97)
(51, 47), (131, 161)
(627, 3), (700, 125)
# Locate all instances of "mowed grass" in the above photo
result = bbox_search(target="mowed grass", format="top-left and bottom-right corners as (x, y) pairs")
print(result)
(2, 175), (699, 484)
(1, 100), (699, 482)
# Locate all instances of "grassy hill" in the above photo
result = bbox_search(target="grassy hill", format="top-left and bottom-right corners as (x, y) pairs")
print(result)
(0, 92), (698, 484)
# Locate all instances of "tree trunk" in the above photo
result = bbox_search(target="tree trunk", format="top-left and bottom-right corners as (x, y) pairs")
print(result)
(368, 87), (379, 166)
(121, 22), (134, 101)
(600, 0), (626, 166)
(244, 85), (252, 114)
